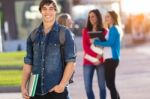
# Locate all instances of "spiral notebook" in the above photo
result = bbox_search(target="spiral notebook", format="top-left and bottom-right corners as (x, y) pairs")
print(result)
(27, 74), (39, 97)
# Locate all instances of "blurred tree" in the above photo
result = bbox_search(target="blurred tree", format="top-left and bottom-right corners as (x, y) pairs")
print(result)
(1, 0), (18, 40)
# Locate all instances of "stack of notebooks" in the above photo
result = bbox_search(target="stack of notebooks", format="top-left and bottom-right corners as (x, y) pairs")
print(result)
(84, 31), (106, 63)
(88, 31), (106, 55)
(27, 74), (39, 97)
(85, 54), (99, 63)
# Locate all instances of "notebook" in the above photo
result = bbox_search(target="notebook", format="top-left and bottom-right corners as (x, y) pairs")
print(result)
(90, 44), (103, 55)
(84, 54), (99, 63)
(27, 74), (39, 97)
(88, 31), (106, 41)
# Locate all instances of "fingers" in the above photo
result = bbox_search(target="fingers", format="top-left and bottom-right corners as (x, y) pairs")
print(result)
(94, 60), (101, 66)
(49, 86), (56, 92)
(22, 89), (30, 99)
(49, 84), (65, 93)
(22, 91), (30, 99)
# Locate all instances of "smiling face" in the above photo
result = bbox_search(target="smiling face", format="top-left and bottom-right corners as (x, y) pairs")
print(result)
(66, 15), (73, 28)
(89, 12), (98, 26)
(105, 11), (118, 27)
(105, 13), (114, 26)
(40, 3), (56, 23)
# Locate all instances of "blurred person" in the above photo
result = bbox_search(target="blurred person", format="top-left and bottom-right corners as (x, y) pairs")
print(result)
(57, 13), (73, 29)
(94, 11), (122, 99)
(21, 0), (76, 99)
(82, 9), (107, 99)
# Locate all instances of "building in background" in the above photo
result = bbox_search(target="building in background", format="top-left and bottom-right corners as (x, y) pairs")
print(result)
(122, 0), (150, 44)
(72, 0), (121, 35)
(0, 0), (72, 41)
(0, 0), (121, 40)
(0, 0), (72, 51)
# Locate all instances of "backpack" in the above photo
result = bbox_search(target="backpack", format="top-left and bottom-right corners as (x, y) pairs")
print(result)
(30, 25), (74, 84)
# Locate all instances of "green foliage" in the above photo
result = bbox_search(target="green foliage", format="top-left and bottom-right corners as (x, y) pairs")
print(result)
(0, 70), (22, 86)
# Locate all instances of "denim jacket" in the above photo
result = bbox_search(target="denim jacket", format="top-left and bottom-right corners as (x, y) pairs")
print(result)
(24, 22), (76, 95)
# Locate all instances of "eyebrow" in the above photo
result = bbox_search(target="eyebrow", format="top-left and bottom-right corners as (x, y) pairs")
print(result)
(42, 6), (54, 8)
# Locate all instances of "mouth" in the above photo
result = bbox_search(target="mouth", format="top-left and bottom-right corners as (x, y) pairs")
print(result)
(45, 15), (51, 18)
(44, 14), (53, 18)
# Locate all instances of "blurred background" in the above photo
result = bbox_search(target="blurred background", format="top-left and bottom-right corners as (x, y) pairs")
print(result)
(0, 0), (150, 51)
(0, 0), (150, 99)
(0, 0), (150, 52)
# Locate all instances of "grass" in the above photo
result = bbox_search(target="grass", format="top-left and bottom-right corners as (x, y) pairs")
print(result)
(0, 51), (26, 67)
(0, 70), (22, 86)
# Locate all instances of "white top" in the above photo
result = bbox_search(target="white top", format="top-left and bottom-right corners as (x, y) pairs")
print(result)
(103, 31), (112, 59)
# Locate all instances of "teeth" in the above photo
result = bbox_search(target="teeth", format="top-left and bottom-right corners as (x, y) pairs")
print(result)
(45, 16), (51, 18)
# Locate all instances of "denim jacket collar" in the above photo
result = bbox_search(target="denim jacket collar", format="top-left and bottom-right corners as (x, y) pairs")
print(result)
(37, 21), (59, 33)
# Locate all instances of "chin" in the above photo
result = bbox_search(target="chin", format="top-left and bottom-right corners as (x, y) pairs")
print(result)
(44, 19), (53, 22)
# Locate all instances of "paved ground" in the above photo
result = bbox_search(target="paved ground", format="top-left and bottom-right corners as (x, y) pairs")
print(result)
(0, 37), (150, 99)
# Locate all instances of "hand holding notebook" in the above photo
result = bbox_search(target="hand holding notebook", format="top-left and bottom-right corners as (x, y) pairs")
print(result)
(26, 74), (39, 97)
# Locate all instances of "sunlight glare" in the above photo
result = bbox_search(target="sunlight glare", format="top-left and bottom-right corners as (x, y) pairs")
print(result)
(122, 0), (150, 14)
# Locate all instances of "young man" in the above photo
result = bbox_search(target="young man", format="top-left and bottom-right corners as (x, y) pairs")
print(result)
(21, 0), (76, 99)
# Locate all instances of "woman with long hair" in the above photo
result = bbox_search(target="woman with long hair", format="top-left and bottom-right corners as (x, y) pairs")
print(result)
(94, 10), (123, 99)
(82, 9), (107, 99)
(57, 13), (73, 29)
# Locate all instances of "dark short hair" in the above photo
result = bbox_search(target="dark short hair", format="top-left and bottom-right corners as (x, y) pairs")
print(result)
(86, 9), (103, 31)
(39, 0), (58, 12)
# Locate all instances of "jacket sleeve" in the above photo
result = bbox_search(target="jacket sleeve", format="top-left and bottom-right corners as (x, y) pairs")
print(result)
(64, 29), (76, 63)
(82, 28), (97, 57)
(24, 34), (33, 65)
(94, 27), (118, 47)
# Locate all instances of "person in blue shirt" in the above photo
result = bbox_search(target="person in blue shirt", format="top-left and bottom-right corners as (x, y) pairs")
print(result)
(21, 0), (76, 99)
(94, 11), (122, 99)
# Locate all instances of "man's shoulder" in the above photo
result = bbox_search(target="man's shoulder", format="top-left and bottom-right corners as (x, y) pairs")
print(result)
(29, 27), (41, 42)
(59, 25), (68, 32)
(59, 25), (73, 35)
(30, 23), (42, 35)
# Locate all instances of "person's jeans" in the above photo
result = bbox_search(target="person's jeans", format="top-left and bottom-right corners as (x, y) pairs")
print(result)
(83, 64), (106, 99)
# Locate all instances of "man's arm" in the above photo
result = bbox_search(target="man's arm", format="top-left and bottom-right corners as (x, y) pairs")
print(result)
(21, 31), (34, 98)
(60, 62), (75, 86)
(50, 29), (76, 93)
(21, 64), (32, 99)
(49, 62), (75, 93)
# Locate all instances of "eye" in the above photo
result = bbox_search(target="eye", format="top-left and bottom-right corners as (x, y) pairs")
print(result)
(49, 7), (55, 11)
(42, 7), (47, 11)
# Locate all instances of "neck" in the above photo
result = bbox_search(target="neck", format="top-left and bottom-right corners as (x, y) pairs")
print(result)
(43, 20), (55, 34)
(92, 25), (97, 31)
(109, 23), (114, 27)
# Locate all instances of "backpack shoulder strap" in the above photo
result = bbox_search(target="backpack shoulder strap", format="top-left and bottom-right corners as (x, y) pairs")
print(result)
(30, 28), (38, 42)
(59, 25), (66, 45)
(59, 25), (74, 84)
